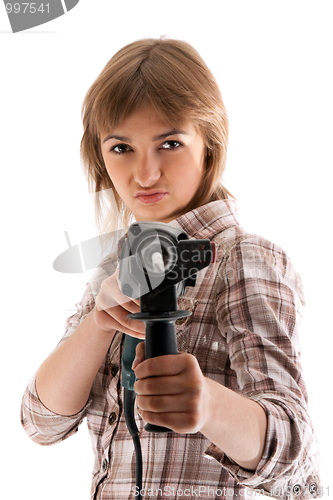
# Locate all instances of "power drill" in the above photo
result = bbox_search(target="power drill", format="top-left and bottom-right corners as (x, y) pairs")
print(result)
(119, 221), (215, 432)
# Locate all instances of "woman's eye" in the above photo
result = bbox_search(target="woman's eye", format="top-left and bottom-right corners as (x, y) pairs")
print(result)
(110, 144), (131, 154)
(160, 140), (182, 150)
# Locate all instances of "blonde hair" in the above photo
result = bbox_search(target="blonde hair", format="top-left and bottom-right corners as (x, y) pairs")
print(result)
(80, 37), (232, 235)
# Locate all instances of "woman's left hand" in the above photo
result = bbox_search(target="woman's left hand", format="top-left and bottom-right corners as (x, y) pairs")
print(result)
(132, 342), (210, 434)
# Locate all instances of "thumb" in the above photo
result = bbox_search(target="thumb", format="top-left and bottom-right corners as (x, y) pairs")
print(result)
(132, 341), (145, 370)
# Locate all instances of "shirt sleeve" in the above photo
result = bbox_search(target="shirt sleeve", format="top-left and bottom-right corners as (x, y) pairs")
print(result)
(20, 281), (97, 446)
(205, 236), (322, 497)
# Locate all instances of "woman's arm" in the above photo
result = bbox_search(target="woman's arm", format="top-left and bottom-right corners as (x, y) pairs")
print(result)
(35, 308), (116, 416)
(35, 271), (145, 416)
(201, 375), (267, 470)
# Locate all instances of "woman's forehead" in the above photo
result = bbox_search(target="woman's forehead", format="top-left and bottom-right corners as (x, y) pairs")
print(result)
(98, 106), (194, 139)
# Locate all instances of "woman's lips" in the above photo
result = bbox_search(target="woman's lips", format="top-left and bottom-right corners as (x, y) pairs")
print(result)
(135, 192), (167, 204)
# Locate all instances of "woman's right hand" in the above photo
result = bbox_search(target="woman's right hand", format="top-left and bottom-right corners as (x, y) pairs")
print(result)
(94, 270), (145, 339)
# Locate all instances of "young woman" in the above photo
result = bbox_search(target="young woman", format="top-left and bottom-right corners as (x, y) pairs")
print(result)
(21, 38), (321, 499)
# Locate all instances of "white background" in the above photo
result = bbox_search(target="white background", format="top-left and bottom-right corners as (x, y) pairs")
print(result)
(1, 1), (332, 498)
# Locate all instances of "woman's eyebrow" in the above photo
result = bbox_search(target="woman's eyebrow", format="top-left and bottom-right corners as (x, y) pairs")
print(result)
(102, 129), (187, 144)
(103, 134), (129, 144)
(153, 129), (188, 141)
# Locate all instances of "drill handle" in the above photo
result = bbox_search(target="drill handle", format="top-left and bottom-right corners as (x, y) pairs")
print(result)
(144, 319), (178, 359)
(144, 318), (178, 433)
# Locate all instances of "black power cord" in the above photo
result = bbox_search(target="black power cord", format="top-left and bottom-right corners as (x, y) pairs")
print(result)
(123, 387), (143, 500)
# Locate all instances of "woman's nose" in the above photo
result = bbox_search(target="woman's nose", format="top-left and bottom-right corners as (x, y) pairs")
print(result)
(133, 153), (161, 187)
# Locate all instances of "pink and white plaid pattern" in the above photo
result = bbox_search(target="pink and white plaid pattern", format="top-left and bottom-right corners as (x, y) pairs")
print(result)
(21, 200), (322, 499)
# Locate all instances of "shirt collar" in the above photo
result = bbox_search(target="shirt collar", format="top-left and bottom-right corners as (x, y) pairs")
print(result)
(167, 199), (240, 240)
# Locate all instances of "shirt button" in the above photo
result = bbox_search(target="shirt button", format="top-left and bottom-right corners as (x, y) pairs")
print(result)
(111, 364), (119, 377)
(108, 412), (117, 425)
(102, 459), (108, 472)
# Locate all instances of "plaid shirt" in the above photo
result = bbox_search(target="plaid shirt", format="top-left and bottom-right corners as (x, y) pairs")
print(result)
(21, 200), (321, 500)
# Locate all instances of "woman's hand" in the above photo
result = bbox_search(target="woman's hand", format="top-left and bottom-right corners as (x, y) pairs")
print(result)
(94, 270), (145, 339)
(132, 342), (267, 470)
(133, 341), (210, 434)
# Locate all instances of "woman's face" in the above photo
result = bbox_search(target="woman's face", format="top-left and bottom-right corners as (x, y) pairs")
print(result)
(100, 107), (206, 223)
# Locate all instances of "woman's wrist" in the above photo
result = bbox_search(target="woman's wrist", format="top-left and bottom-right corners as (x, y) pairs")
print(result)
(90, 306), (117, 338)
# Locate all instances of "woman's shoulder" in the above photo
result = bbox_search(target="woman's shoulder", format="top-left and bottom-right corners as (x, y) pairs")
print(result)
(213, 222), (288, 260)
(213, 225), (302, 287)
